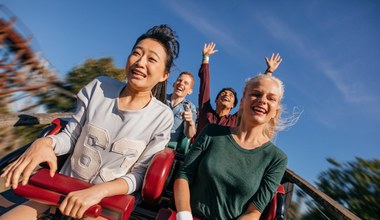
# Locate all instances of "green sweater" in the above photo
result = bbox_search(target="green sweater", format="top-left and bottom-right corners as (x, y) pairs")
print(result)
(177, 124), (288, 219)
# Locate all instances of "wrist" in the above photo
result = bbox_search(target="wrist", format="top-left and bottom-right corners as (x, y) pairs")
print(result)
(176, 211), (193, 220)
(186, 120), (195, 127)
(202, 55), (209, 62)
(265, 69), (273, 75)
(46, 135), (56, 150)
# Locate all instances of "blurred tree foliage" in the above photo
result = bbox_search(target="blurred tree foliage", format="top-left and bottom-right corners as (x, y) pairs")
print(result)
(300, 157), (380, 220)
(66, 57), (125, 93)
(40, 57), (124, 112)
(286, 200), (302, 220)
(285, 188), (304, 220)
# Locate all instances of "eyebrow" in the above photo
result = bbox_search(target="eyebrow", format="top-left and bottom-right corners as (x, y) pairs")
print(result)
(251, 89), (279, 97)
(135, 46), (161, 60)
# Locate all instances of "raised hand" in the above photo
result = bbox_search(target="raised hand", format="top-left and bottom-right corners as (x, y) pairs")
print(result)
(203, 42), (218, 57)
(182, 104), (196, 138)
(265, 53), (282, 75)
(0, 137), (57, 189)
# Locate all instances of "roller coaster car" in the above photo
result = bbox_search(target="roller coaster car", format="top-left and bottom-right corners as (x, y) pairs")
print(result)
(0, 118), (285, 220)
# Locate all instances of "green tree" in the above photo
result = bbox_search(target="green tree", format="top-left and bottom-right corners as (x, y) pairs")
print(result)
(301, 157), (380, 220)
(66, 57), (125, 92)
(41, 57), (124, 112)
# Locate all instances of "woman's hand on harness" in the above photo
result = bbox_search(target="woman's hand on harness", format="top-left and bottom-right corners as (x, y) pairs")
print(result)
(0, 137), (58, 189)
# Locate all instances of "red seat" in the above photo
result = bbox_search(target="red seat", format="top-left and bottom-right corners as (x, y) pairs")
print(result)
(260, 185), (285, 220)
(13, 183), (102, 218)
(14, 169), (135, 220)
(142, 147), (175, 205)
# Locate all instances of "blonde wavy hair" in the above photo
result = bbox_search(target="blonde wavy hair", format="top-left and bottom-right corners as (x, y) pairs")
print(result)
(239, 74), (300, 140)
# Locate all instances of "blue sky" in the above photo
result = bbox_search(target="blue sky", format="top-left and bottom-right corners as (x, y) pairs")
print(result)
(2, 0), (379, 185)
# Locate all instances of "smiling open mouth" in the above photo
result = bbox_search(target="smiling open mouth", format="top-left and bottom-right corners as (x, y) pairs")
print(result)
(252, 106), (267, 114)
(131, 69), (146, 78)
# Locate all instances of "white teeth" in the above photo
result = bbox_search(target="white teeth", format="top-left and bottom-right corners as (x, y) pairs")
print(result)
(132, 69), (146, 77)
(253, 107), (266, 113)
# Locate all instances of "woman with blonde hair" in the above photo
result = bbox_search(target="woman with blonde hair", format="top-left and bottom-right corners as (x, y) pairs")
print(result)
(174, 73), (289, 220)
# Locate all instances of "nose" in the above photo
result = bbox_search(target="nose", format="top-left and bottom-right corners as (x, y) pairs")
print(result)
(257, 96), (267, 104)
(135, 55), (147, 67)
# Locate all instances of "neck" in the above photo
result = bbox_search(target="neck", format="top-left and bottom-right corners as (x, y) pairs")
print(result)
(231, 122), (269, 149)
(119, 84), (152, 110)
(171, 93), (185, 107)
(216, 106), (231, 117)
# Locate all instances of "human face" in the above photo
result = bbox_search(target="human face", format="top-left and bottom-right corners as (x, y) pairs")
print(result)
(242, 78), (281, 125)
(216, 90), (235, 110)
(173, 74), (193, 98)
(125, 38), (169, 92)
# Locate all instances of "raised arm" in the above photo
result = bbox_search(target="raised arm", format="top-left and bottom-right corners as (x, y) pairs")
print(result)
(197, 43), (218, 133)
(198, 42), (219, 107)
(264, 53), (282, 75)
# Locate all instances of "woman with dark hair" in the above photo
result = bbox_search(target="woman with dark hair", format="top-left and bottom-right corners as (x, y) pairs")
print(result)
(0, 24), (179, 219)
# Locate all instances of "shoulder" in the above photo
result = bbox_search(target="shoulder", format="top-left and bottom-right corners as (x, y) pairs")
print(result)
(84, 76), (124, 91)
(151, 97), (174, 119)
(185, 99), (197, 109)
(187, 100), (196, 108)
(78, 76), (124, 100)
(192, 124), (230, 150)
(93, 76), (124, 87)
(267, 142), (288, 162)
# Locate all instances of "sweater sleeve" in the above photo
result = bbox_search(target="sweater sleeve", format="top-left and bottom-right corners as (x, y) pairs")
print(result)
(197, 64), (213, 134)
(198, 63), (211, 110)
(51, 78), (98, 155)
(122, 108), (174, 194)
(250, 149), (288, 213)
(176, 124), (211, 184)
